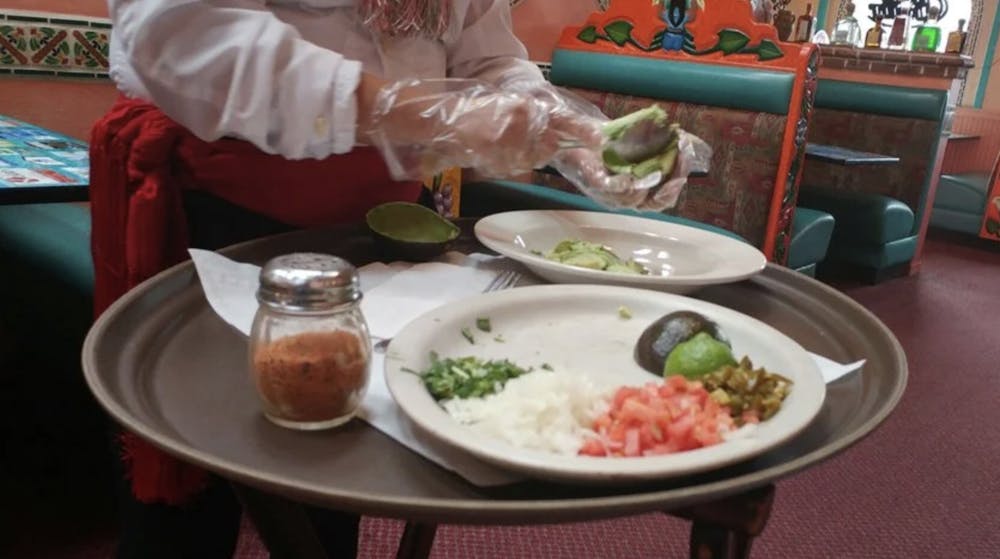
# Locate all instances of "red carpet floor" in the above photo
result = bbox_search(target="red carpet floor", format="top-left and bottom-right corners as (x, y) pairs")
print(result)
(5, 230), (999, 558)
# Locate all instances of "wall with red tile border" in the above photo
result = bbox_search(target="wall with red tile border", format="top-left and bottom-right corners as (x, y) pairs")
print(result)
(0, 7), (115, 140)
(0, 9), (110, 78)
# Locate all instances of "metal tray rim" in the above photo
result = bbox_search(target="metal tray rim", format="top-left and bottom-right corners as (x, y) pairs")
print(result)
(81, 233), (907, 522)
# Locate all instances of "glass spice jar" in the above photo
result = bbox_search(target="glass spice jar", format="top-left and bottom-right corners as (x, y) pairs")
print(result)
(249, 253), (371, 430)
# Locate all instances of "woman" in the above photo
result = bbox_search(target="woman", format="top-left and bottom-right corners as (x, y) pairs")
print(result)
(96, 1), (666, 557)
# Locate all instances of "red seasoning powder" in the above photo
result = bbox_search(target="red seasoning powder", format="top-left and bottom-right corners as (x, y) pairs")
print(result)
(252, 330), (369, 423)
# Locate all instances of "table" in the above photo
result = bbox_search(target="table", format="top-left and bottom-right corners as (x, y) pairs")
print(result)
(81, 223), (907, 559)
(805, 143), (901, 166)
(0, 115), (89, 205)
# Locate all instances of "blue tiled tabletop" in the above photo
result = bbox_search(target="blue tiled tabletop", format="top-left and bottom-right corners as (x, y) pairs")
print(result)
(0, 115), (88, 205)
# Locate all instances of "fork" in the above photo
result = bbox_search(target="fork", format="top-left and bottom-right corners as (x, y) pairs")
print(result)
(372, 269), (522, 354)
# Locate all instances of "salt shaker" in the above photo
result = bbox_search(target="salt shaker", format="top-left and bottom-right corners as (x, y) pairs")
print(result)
(249, 253), (371, 430)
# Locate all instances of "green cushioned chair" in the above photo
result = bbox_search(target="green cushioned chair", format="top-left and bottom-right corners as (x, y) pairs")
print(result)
(931, 172), (991, 235)
(798, 188), (917, 273)
(801, 79), (948, 280)
(787, 207), (836, 277)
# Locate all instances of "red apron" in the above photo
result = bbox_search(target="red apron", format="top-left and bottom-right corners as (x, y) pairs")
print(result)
(90, 96), (421, 504)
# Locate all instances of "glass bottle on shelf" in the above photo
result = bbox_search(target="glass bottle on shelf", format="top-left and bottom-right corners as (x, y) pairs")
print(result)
(794, 3), (815, 42)
(912, 5), (942, 52)
(832, 2), (863, 46)
(945, 18), (968, 54)
(865, 17), (885, 49)
(886, 6), (911, 50)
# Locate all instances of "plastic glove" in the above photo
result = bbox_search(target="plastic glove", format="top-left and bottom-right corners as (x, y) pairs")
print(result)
(366, 78), (604, 180)
(503, 82), (712, 212)
(552, 127), (711, 212)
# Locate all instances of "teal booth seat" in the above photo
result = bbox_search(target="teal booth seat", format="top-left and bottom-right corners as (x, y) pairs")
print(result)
(0, 202), (114, 506)
(797, 188), (916, 270)
(787, 207), (836, 277)
(931, 172), (992, 235)
(801, 79), (949, 280)
(0, 203), (94, 364)
(549, 49), (795, 115)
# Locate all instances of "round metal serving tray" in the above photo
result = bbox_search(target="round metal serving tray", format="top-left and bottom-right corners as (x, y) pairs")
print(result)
(82, 224), (906, 524)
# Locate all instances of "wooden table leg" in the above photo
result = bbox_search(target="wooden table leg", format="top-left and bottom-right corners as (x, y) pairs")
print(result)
(230, 483), (330, 559)
(668, 484), (776, 559)
(396, 522), (438, 559)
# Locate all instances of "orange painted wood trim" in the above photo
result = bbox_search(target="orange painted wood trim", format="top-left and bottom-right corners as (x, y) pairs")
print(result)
(557, 0), (801, 73)
(766, 43), (818, 263)
(910, 136), (951, 272)
(977, 159), (1000, 242)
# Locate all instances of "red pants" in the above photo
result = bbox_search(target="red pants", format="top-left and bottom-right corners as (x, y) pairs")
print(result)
(90, 96), (421, 504)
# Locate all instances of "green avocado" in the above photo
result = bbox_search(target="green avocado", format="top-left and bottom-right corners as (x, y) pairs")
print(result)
(366, 202), (459, 243)
(664, 332), (737, 380)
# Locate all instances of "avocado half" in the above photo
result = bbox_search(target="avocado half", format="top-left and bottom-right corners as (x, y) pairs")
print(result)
(366, 202), (460, 261)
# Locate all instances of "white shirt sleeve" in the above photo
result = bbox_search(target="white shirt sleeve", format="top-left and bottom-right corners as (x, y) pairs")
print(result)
(109, 0), (361, 159)
(447, 0), (545, 87)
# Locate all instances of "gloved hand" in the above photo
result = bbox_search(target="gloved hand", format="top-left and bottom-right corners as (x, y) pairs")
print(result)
(366, 78), (711, 212)
(366, 78), (604, 180)
(492, 82), (712, 212)
(552, 128), (709, 212)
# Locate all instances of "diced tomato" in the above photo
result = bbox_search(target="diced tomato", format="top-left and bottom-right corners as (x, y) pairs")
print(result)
(608, 422), (627, 442)
(621, 398), (657, 424)
(579, 375), (736, 458)
(612, 386), (640, 409)
(579, 438), (607, 457)
(593, 413), (613, 432)
(666, 412), (694, 440)
(623, 428), (641, 457)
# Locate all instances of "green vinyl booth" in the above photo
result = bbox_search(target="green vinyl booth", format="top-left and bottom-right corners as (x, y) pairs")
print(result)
(930, 163), (995, 236)
(799, 80), (950, 280)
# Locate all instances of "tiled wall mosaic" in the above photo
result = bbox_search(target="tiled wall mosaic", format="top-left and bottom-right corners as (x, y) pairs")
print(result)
(0, 10), (111, 79)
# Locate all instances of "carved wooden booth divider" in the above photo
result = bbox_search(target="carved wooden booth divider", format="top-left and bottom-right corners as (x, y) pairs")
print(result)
(538, 0), (818, 263)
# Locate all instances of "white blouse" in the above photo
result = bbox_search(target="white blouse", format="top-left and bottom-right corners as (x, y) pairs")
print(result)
(109, 0), (543, 159)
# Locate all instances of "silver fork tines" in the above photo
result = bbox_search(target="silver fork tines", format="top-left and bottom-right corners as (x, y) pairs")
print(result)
(484, 269), (521, 292)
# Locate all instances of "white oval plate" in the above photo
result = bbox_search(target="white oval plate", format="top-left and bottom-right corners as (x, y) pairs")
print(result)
(474, 210), (766, 294)
(385, 284), (826, 483)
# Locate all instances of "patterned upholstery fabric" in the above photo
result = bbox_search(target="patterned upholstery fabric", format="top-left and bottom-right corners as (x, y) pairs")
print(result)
(537, 88), (788, 248)
(801, 109), (940, 214)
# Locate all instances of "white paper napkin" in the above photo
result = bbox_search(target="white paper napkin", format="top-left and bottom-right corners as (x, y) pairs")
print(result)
(811, 352), (865, 384)
(361, 262), (498, 340)
(188, 249), (864, 486)
(190, 249), (259, 336)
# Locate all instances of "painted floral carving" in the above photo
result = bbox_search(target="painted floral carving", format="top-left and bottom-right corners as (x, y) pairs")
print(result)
(575, 0), (784, 61)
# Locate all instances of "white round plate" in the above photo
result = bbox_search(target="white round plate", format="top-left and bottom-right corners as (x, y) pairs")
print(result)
(384, 284), (826, 483)
(474, 210), (766, 294)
